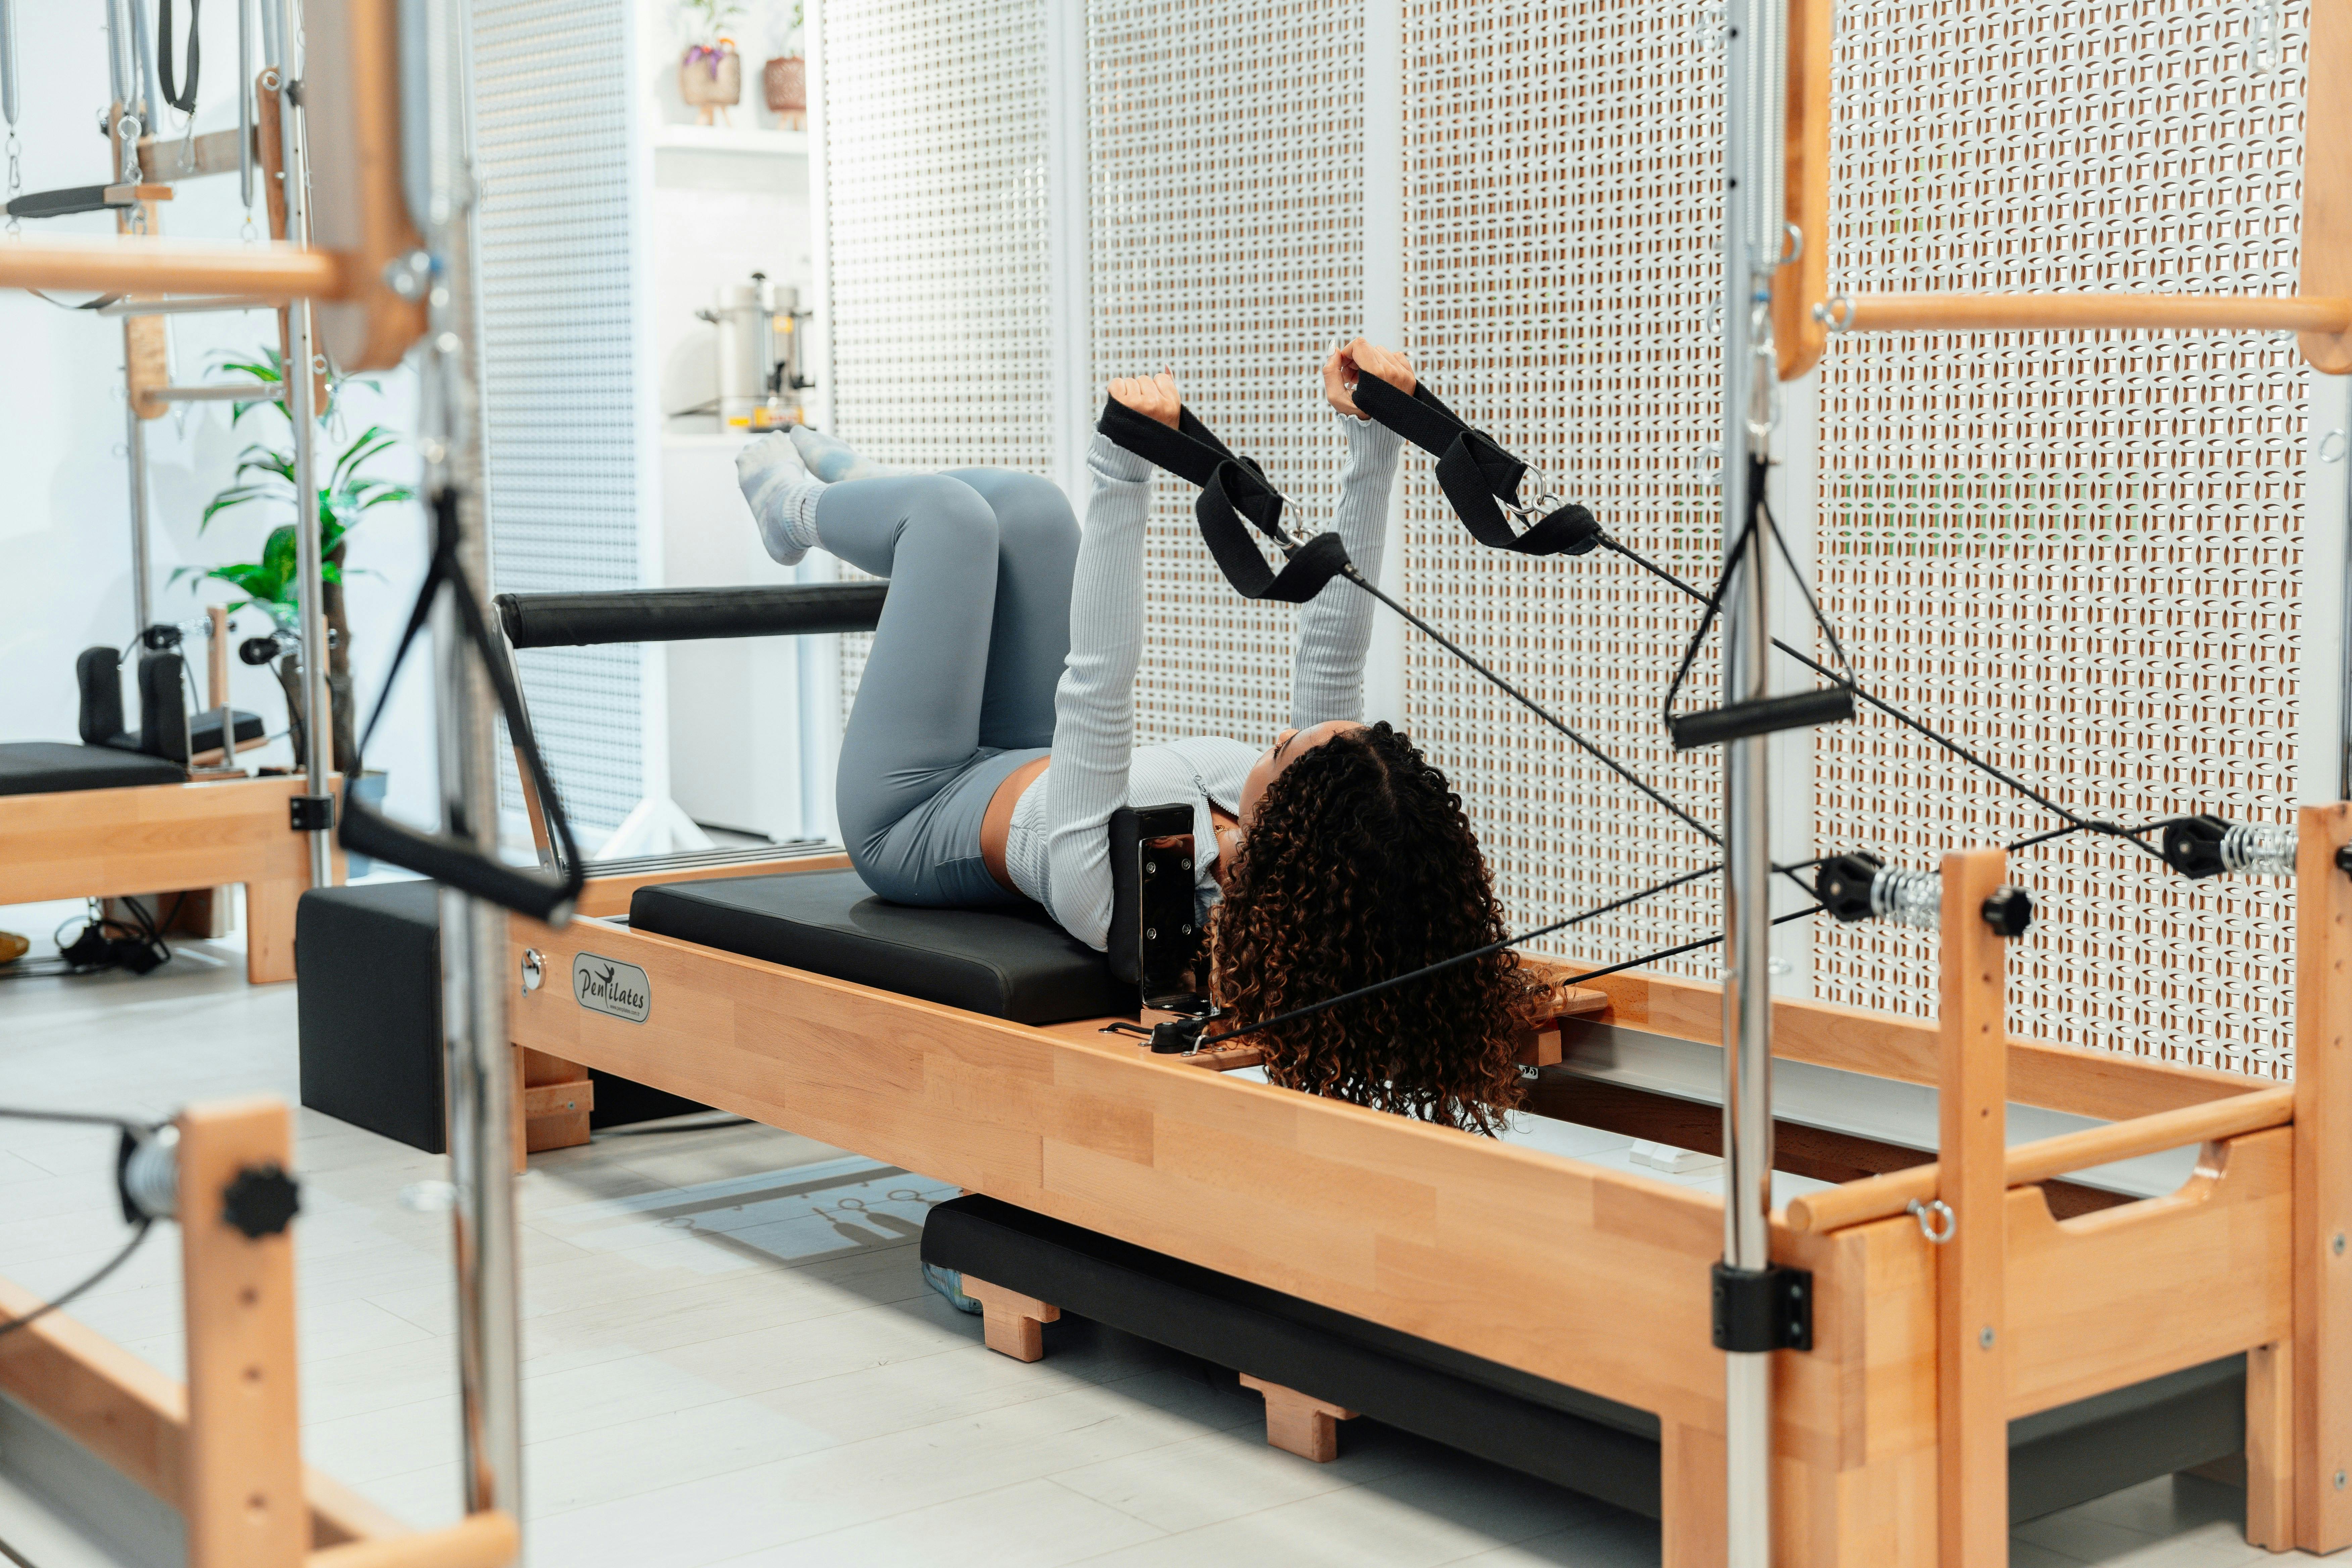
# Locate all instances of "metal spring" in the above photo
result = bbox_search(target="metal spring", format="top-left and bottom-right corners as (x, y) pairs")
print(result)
(1870, 867), (1941, 930)
(121, 1125), (179, 1222)
(2221, 822), (2297, 877)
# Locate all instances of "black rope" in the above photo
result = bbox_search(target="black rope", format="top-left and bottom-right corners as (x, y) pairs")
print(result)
(0, 1109), (163, 1341)
(1563, 903), (1826, 988)
(1193, 863), (1723, 1050)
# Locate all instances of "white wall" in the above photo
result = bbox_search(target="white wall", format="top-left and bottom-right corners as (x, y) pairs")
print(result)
(0, 3), (439, 849)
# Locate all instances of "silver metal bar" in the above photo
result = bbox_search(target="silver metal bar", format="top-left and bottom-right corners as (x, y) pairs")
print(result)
(1, 0), (19, 132)
(417, 0), (526, 1533)
(238, 0), (253, 209)
(258, 0), (281, 69)
(125, 396), (153, 636)
(152, 382), (285, 401)
(2341, 443), (2352, 800)
(1719, 0), (1788, 1562)
(128, 0), (159, 128)
(277, 1), (333, 887)
(106, 0), (130, 115)
(98, 295), (276, 317)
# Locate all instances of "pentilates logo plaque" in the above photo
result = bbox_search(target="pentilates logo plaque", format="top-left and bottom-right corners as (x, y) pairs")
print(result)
(572, 953), (652, 1023)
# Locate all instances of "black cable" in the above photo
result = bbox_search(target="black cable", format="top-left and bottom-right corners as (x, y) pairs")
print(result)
(1338, 564), (1723, 847)
(1194, 862), (1723, 1050)
(0, 1108), (164, 1341)
(1563, 903), (1825, 988)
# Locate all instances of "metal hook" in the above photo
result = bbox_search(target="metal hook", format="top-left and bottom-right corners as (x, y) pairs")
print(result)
(1780, 222), (1802, 267)
(1813, 295), (1856, 333)
(1906, 1197), (1956, 1244)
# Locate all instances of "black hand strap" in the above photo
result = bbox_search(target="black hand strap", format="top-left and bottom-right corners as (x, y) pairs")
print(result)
(340, 487), (585, 924)
(1097, 397), (1354, 603)
(1353, 371), (1602, 559)
(160, 0), (200, 114)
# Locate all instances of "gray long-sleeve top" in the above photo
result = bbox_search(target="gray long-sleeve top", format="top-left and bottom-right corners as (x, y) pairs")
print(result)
(1003, 411), (1404, 949)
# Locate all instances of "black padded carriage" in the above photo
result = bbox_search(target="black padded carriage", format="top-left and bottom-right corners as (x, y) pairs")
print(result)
(922, 1193), (2248, 1526)
(0, 741), (187, 796)
(630, 870), (1132, 1025)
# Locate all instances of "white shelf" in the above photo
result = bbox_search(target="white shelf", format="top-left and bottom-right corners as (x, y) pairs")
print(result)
(652, 124), (810, 156)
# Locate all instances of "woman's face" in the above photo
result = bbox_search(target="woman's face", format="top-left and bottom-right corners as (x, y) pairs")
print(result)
(1238, 720), (1362, 825)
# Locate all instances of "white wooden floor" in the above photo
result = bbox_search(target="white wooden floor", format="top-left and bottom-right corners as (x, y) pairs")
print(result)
(0, 898), (2321, 1568)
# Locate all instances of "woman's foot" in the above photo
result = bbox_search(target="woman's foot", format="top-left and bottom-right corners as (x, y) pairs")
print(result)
(736, 432), (827, 565)
(921, 1261), (982, 1315)
(790, 424), (903, 483)
(0, 932), (26, 965)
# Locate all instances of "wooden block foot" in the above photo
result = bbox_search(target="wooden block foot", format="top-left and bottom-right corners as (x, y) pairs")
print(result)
(1239, 1373), (1356, 1463)
(961, 1275), (1059, 1363)
(244, 878), (299, 984)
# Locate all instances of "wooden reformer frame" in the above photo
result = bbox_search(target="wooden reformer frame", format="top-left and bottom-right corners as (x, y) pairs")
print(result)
(501, 802), (2352, 1566)
(0, 1097), (516, 1568)
(0, 772), (341, 984)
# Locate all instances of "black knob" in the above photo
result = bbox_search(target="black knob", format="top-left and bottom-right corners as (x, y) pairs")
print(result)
(1814, 852), (1883, 924)
(1150, 1018), (1206, 1055)
(238, 636), (283, 666)
(2160, 814), (2232, 880)
(1980, 885), (2034, 939)
(221, 1163), (301, 1238)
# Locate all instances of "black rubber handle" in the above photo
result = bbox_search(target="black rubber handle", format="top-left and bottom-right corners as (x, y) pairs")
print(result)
(1668, 687), (1856, 751)
(338, 803), (581, 925)
(6, 185), (117, 220)
(494, 583), (889, 649)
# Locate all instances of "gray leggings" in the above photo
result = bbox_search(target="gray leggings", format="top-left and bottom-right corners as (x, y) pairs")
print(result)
(818, 470), (1079, 907)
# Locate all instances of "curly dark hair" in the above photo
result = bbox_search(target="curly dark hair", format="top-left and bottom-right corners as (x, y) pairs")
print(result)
(1206, 722), (1546, 1135)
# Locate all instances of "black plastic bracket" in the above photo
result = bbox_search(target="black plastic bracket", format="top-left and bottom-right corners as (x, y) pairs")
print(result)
(290, 793), (336, 832)
(1711, 1262), (1813, 1353)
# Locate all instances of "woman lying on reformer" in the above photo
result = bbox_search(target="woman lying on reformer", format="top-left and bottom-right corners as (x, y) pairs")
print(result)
(734, 342), (1546, 1135)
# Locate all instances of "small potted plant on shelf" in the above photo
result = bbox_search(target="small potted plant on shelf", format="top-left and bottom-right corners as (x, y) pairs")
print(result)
(764, 2), (806, 131)
(177, 349), (414, 854)
(679, 0), (745, 126)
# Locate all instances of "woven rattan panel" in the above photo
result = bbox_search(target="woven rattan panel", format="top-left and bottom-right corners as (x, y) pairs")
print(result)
(474, 0), (641, 838)
(1086, 0), (1366, 746)
(1814, 2), (2310, 1074)
(1399, 0), (1729, 971)
(819, 0), (1055, 717)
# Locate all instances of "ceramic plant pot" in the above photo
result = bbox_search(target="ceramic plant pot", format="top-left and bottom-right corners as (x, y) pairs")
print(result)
(681, 45), (742, 126)
(763, 54), (806, 128)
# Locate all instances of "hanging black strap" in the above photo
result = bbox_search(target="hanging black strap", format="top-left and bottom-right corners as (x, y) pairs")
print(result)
(159, 0), (200, 115)
(1352, 372), (1602, 559)
(1097, 397), (1356, 604)
(339, 487), (586, 923)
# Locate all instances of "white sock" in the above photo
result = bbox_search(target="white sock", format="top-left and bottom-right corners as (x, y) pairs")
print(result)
(736, 432), (827, 566)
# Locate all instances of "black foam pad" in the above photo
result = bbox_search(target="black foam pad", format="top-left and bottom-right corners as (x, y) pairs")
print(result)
(0, 741), (187, 796)
(190, 706), (266, 755)
(630, 870), (1130, 1024)
(136, 651), (190, 764)
(76, 647), (127, 746)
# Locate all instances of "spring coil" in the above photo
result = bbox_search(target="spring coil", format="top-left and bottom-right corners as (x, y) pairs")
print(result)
(121, 1125), (179, 1221)
(1870, 867), (1941, 930)
(2221, 822), (2298, 877)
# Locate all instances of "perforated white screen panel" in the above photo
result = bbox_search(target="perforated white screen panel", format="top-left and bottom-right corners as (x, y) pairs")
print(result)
(473, 0), (642, 839)
(1400, 0), (1729, 969)
(1087, 0), (1365, 748)
(819, 0), (1055, 718)
(1812, 0), (2312, 1075)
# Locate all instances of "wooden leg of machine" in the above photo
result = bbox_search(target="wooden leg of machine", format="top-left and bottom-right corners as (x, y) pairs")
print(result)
(243, 877), (299, 984)
(1237, 1373), (1356, 1463)
(178, 1098), (306, 1568)
(1660, 1419), (1727, 1568)
(1938, 849), (2011, 1568)
(520, 1047), (594, 1155)
(2246, 1338), (2296, 1551)
(960, 1275), (1059, 1362)
(2294, 803), (2352, 1553)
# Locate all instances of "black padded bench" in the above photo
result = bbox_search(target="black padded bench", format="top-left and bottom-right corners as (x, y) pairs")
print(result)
(630, 869), (1133, 1024)
(923, 1194), (2248, 1526)
(0, 742), (187, 797)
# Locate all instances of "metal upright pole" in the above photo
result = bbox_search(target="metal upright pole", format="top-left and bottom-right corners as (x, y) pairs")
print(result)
(125, 402), (154, 636)
(276, 0), (335, 886)
(1720, 0), (1788, 1560)
(415, 0), (525, 1528)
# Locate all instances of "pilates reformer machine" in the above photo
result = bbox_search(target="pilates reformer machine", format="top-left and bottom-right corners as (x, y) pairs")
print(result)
(0, 0), (349, 977)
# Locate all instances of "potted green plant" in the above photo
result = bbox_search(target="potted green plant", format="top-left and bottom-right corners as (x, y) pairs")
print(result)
(679, 0), (745, 126)
(176, 348), (413, 796)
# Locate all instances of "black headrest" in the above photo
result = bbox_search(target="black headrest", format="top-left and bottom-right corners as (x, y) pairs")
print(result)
(76, 646), (126, 746)
(136, 651), (190, 766)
